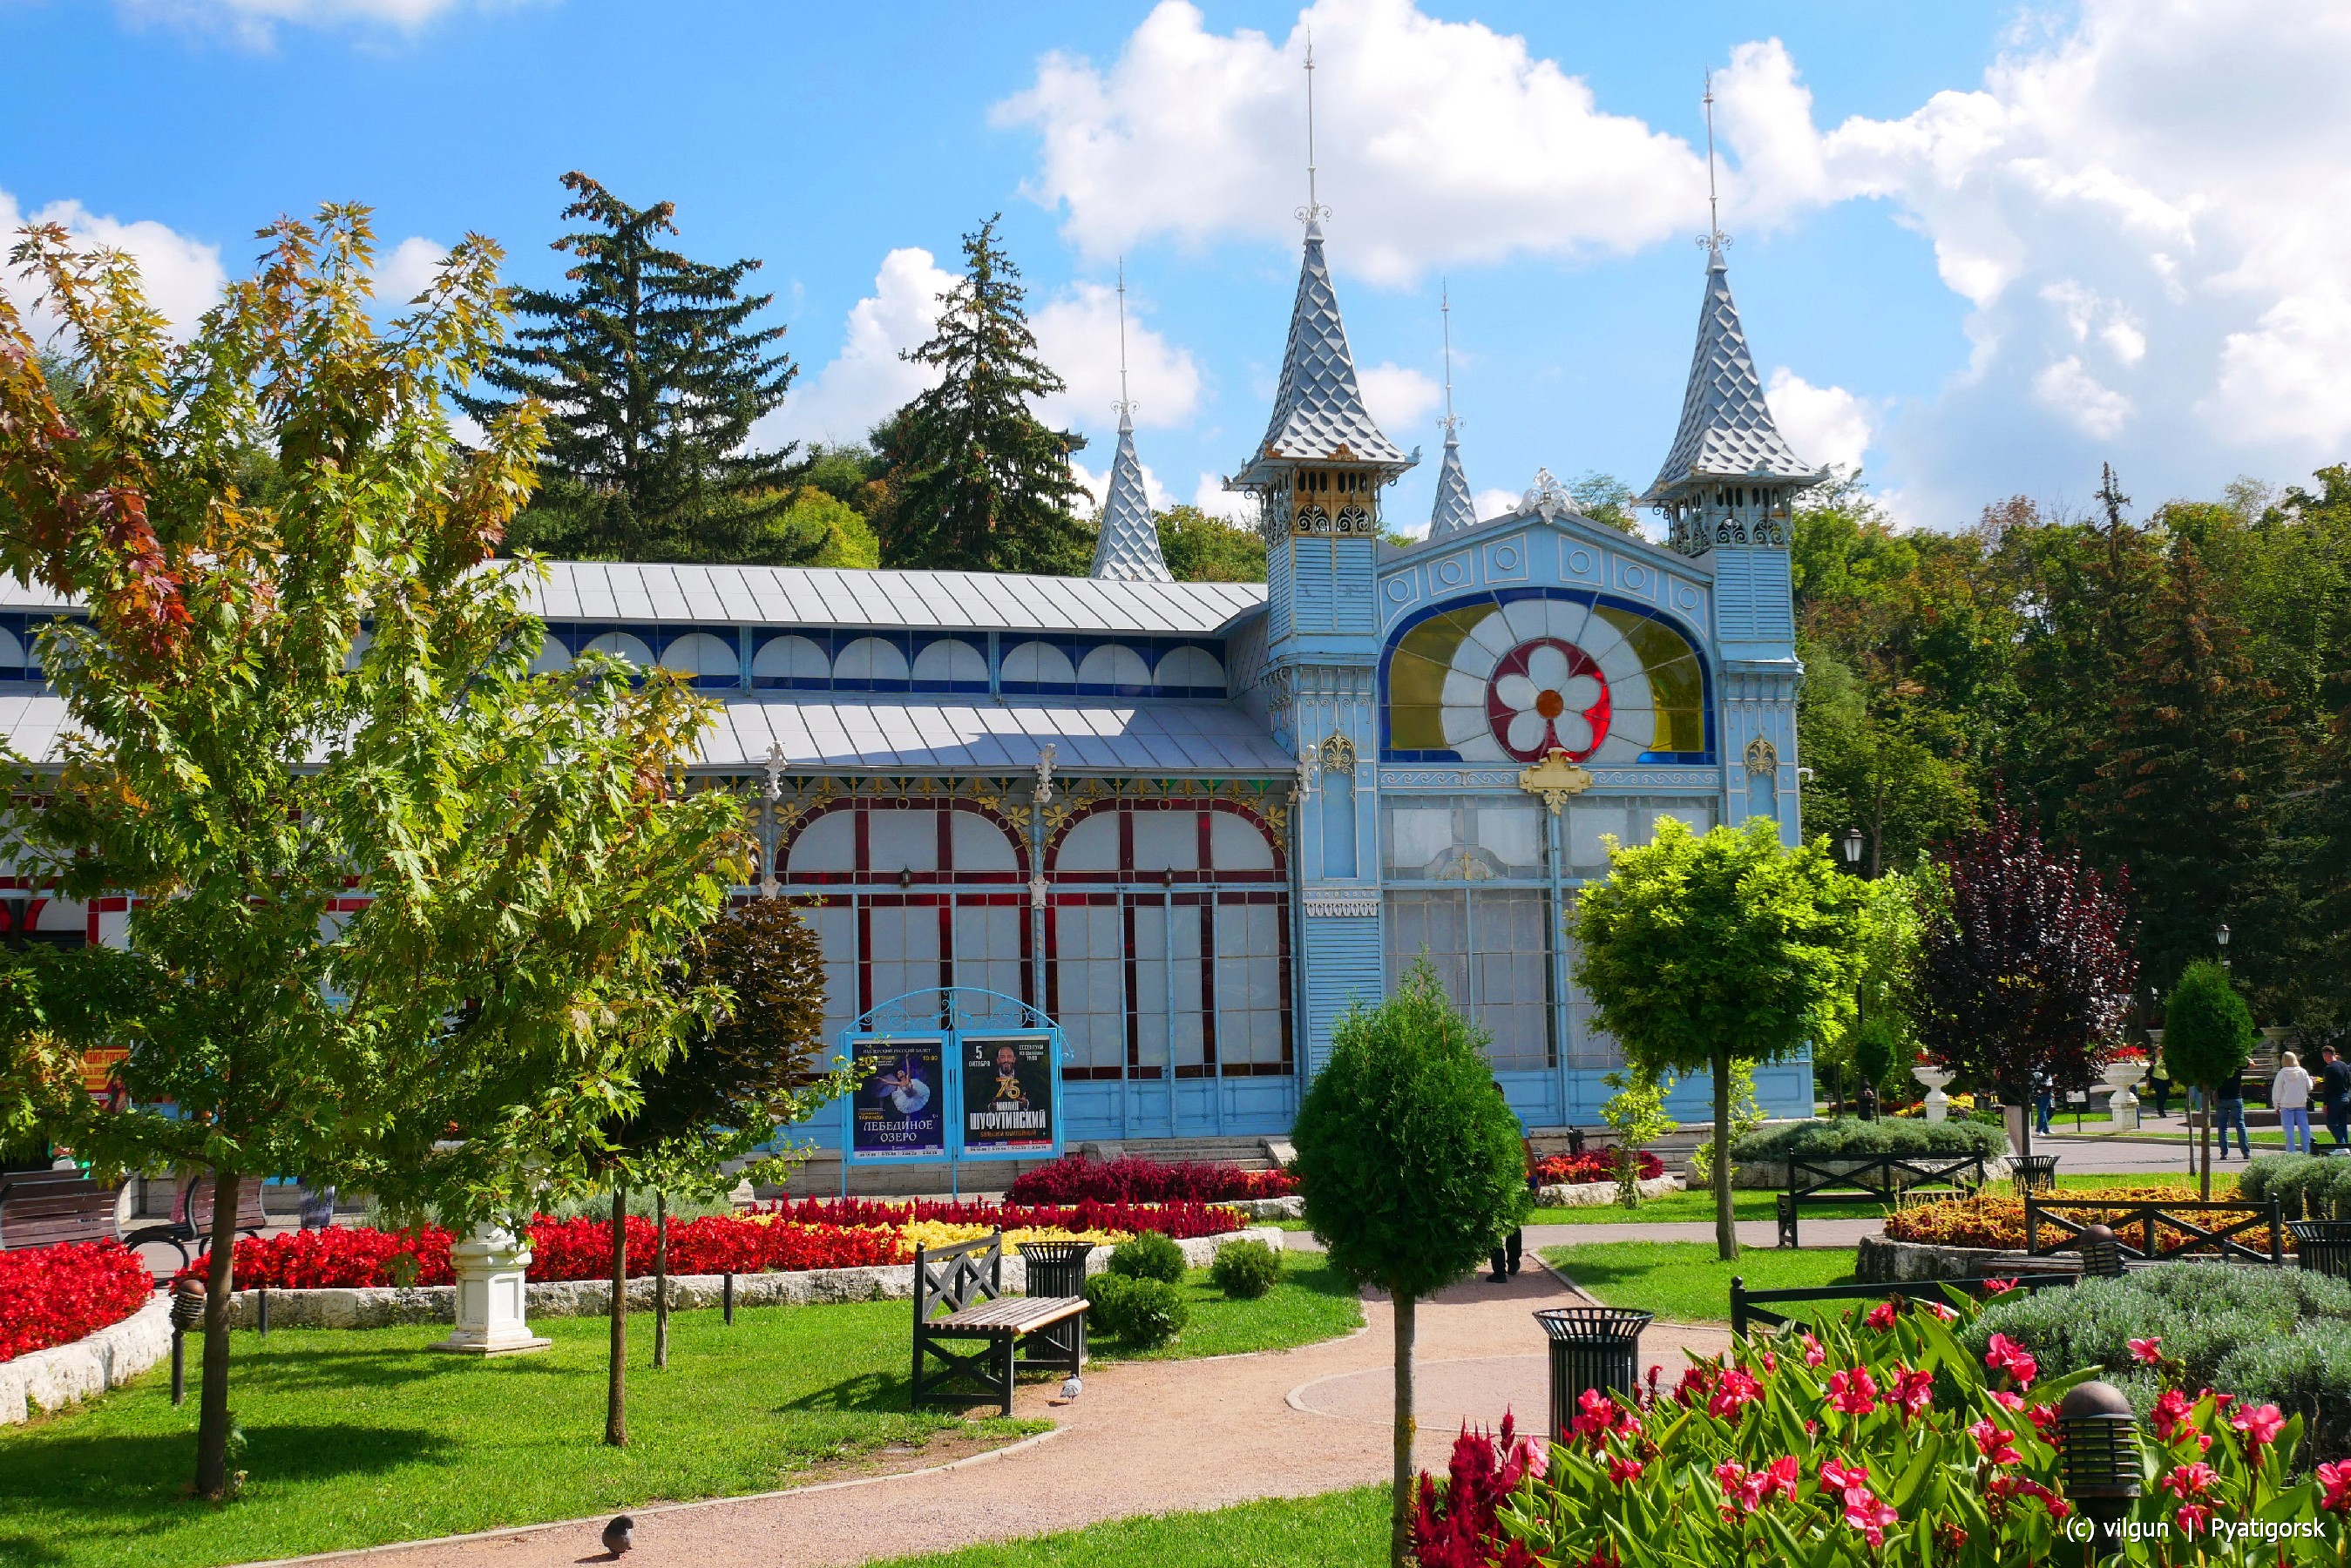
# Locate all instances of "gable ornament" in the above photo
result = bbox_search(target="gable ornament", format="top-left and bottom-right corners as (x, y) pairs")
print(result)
(1744, 736), (1778, 775)
(1318, 733), (1357, 777)
(1518, 747), (1594, 814)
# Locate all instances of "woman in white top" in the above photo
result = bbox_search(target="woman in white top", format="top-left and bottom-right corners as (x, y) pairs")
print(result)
(2273, 1051), (2314, 1154)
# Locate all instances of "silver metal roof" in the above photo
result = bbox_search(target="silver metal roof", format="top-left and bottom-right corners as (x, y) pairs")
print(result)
(1426, 431), (1478, 539)
(1088, 412), (1172, 583)
(0, 689), (1291, 777)
(0, 564), (1263, 636)
(703, 694), (1291, 775)
(1234, 221), (1413, 487)
(1641, 244), (1822, 503)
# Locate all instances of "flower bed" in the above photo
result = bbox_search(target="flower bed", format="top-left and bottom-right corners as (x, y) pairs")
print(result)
(1880, 1184), (2272, 1254)
(1535, 1150), (1664, 1186)
(1005, 1153), (1295, 1205)
(200, 1197), (1246, 1289)
(0, 1240), (153, 1362)
(1413, 1280), (2344, 1565)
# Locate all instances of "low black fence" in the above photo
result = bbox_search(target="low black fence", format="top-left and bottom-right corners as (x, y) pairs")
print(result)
(1776, 1152), (1986, 1248)
(2022, 1194), (2283, 1267)
(1729, 1273), (2076, 1339)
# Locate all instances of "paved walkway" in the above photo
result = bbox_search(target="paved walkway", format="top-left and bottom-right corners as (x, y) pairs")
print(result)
(303, 1268), (1731, 1568)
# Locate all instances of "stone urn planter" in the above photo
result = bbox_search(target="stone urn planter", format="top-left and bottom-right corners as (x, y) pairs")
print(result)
(2102, 1058), (2147, 1129)
(1912, 1064), (1956, 1124)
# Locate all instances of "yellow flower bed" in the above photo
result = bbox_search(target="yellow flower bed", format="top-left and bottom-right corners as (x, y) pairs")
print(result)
(900, 1220), (1130, 1251)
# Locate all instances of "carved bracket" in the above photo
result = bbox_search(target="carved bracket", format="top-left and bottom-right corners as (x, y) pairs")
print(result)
(1518, 747), (1595, 815)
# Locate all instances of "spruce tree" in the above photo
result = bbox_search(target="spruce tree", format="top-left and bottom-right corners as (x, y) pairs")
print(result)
(877, 216), (1091, 574)
(2083, 534), (2291, 991)
(458, 172), (807, 563)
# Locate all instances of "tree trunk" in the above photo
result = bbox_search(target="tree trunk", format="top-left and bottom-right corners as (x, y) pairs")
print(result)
(2199, 1091), (2213, 1201)
(1713, 1049), (1738, 1262)
(653, 1190), (669, 1370)
(1389, 1289), (1417, 1568)
(606, 1183), (627, 1447)
(193, 1168), (243, 1500)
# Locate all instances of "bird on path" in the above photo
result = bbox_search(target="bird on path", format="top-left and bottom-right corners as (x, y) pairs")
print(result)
(1059, 1374), (1082, 1402)
(602, 1517), (634, 1558)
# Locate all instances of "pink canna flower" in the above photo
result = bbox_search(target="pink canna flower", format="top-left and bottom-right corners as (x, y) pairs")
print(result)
(1864, 1301), (1898, 1330)
(1607, 1454), (1643, 1484)
(1890, 1364), (1935, 1422)
(1827, 1368), (1880, 1416)
(2230, 1402), (2285, 1447)
(1991, 1390), (2025, 1411)
(2175, 1504), (2213, 1537)
(1799, 1332), (1826, 1368)
(2150, 1389), (2194, 1442)
(1706, 1368), (1762, 1422)
(1969, 1418), (2021, 1465)
(2160, 1462), (2217, 1499)
(1983, 1333), (2038, 1389)
(2317, 1459), (2351, 1514)
(1819, 1458), (1872, 1495)
(1843, 1491), (1900, 1547)
(2128, 1336), (2164, 1366)
(1980, 1276), (2017, 1294)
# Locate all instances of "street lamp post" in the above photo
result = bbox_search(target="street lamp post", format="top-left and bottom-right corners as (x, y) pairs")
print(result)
(1841, 829), (1867, 1118)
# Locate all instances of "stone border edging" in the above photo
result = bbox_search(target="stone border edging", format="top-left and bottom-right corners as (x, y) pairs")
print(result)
(1855, 1233), (2072, 1284)
(228, 1423), (1073, 1568)
(1535, 1174), (1683, 1207)
(213, 1227), (1286, 1329)
(1, 1294), (173, 1425)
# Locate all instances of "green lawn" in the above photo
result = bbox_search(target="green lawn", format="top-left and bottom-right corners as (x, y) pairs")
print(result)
(0, 1263), (1361, 1568)
(1540, 1240), (1859, 1323)
(877, 1485), (1387, 1566)
(1091, 1256), (1361, 1362)
(1528, 1189), (1778, 1226)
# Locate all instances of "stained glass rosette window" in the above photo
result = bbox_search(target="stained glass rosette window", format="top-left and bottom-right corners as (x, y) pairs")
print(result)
(1381, 591), (1710, 763)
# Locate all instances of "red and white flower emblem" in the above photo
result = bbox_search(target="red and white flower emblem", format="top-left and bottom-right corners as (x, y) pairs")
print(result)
(1487, 639), (1610, 760)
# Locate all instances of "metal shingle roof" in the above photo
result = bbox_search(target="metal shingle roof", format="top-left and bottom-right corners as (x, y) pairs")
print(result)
(1235, 221), (1413, 486)
(1089, 412), (1173, 583)
(1642, 245), (1822, 502)
(697, 694), (1291, 774)
(1427, 431), (1478, 539)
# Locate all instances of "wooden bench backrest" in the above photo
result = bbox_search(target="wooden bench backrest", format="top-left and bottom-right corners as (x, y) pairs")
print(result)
(0, 1171), (119, 1252)
(175, 1173), (274, 1234)
(1788, 1152), (1983, 1200)
(913, 1233), (1003, 1324)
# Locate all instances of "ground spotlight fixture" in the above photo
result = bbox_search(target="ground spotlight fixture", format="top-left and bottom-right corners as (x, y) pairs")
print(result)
(2056, 1378), (2141, 1551)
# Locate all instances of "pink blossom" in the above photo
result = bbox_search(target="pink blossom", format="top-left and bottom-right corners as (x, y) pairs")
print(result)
(1890, 1364), (1935, 1421)
(2175, 1504), (2213, 1536)
(1864, 1301), (1897, 1330)
(2023, 1403), (2057, 1437)
(1828, 1368), (1880, 1416)
(2151, 1389), (2194, 1442)
(2317, 1459), (2351, 1514)
(1819, 1458), (1872, 1494)
(2128, 1336), (2164, 1366)
(1843, 1491), (1900, 1547)
(2231, 1402), (2285, 1448)
(1980, 1276), (2017, 1294)
(1707, 1368), (1762, 1422)
(1983, 1333), (2038, 1389)
(1571, 1388), (1623, 1442)
(1969, 1418), (2021, 1465)
(1523, 1438), (1549, 1481)
(1991, 1390), (2025, 1411)
(2160, 1462), (2217, 1499)
(1799, 1333), (1826, 1368)
(1922, 1300), (1957, 1321)
(1607, 1454), (1643, 1484)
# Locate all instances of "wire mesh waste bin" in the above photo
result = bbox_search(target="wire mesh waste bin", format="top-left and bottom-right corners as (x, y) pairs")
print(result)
(1017, 1240), (1095, 1366)
(2009, 1154), (2060, 1195)
(1534, 1307), (1654, 1441)
(2290, 1220), (2351, 1281)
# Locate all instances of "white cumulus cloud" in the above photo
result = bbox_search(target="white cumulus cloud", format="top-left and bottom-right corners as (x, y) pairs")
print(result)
(2034, 355), (2133, 440)
(1, 187), (226, 341)
(762, 247), (954, 450)
(1030, 279), (1202, 432)
(1357, 362), (1441, 437)
(1189, 474), (1257, 524)
(119, 0), (505, 45)
(995, 0), (1710, 286)
(1765, 368), (1874, 476)
(373, 235), (447, 307)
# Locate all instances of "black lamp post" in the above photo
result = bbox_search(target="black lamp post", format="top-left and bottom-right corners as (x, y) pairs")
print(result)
(1841, 827), (1864, 871)
(2056, 1378), (2142, 1555)
(2215, 923), (2230, 969)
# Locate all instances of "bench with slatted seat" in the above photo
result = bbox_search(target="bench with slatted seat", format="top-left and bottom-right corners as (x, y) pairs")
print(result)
(0, 1168), (122, 1252)
(127, 1173), (276, 1270)
(911, 1233), (1087, 1417)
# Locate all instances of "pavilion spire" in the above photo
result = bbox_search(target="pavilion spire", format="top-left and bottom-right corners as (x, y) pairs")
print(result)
(1428, 284), (1476, 539)
(1089, 259), (1171, 581)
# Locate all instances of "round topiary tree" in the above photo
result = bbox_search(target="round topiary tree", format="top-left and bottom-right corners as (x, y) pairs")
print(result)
(2164, 958), (2254, 1198)
(1292, 960), (1528, 1568)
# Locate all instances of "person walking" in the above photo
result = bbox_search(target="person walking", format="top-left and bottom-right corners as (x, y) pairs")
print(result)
(1488, 1081), (1530, 1283)
(2322, 1045), (2351, 1152)
(2149, 1052), (2171, 1120)
(2273, 1051), (2314, 1155)
(2033, 1071), (2054, 1137)
(2214, 1084), (2252, 1161)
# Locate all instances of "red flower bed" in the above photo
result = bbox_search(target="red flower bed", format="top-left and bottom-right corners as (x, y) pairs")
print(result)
(1, 1240), (154, 1362)
(1535, 1149), (1664, 1186)
(1006, 1153), (1296, 1205)
(755, 1195), (1250, 1240)
(189, 1194), (1243, 1290)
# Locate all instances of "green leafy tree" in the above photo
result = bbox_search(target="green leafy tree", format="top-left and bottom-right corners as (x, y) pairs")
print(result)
(1291, 961), (1526, 1568)
(774, 486), (878, 568)
(1573, 819), (1867, 1260)
(1155, 504), (1266, 583)
(2163, 959), (2255, 1199)
(1819, 866), (1932, 1111)
(1597, 1068), (1677, 1208)
(876, 216), (1090, 574)
(589, 897), (850, 1444)
(1798, 643), (1976, 874)
(0, 210), (745, 1498)
(1569, 470), (1640, 535)
(458, 171), (803, 564)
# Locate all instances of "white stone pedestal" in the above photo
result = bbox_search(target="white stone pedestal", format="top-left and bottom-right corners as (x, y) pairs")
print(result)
(2104, 1064), (2145, 1130)
(1912, 1066), (1955, 1124)
(430, 1222), (551, 1356)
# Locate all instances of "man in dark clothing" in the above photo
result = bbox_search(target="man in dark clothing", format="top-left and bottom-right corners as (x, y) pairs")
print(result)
(2322, 1046), (2351, 1151)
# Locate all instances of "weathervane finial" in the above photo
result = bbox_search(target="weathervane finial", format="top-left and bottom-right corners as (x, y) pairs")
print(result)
(1297, 30), (1331, 228)
(1114, 257), (1134, 421)
(1440, 280), (1459, 436)
(1699, 69), (1731, 258)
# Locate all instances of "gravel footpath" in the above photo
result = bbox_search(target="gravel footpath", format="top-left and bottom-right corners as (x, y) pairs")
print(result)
(251, 1267), (1730, 1568)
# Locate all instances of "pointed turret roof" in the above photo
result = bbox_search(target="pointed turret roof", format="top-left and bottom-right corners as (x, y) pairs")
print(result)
(1088, 409), (1171, 582)
(1641, 244), (1823, 503)
(1235, 221), (1413, 488)
(1427, 430), (1477, 538)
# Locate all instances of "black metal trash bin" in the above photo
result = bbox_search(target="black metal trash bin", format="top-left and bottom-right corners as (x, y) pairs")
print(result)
(2010, 1154), (2060, 1195)
(2290, 1220), (2351, 1281)
(1017, 1240), (1096, 1367)
(1534, 1307), (1653, 1441)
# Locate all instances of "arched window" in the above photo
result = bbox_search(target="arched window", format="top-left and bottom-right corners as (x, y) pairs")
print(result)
(1043, 800), (1289, 1084)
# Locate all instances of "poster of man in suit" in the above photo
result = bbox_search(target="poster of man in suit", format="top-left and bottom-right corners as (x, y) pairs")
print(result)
(962, 1034), (1054, 1156)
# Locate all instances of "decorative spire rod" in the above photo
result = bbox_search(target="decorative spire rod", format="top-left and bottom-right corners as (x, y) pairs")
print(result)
(1297, 30), (1330, 226)
(1440, 280), (1458, 435)
(1114, 256), (1133, 419)
(1701, 70), (1730, 256)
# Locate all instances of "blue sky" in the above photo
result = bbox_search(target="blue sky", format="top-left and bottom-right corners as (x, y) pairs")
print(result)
(7, 1), (2348, 536)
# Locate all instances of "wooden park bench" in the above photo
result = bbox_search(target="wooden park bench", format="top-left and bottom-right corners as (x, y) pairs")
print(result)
(911, 1232), (1087, 1418)
(2024, 1193), (2283, 1268)
(0, 1167), (274, 1269)
(1776, 1151), (1985, 1248)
